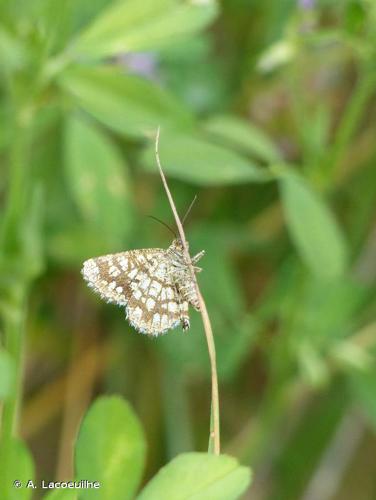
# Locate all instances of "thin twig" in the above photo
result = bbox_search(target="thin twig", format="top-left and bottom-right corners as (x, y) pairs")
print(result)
(155, 127), (220, 455)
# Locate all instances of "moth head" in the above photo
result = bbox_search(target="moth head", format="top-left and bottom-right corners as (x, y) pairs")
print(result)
(170, 238), (188, 252)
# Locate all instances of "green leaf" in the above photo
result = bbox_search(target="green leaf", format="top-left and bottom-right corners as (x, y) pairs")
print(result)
(0, 439), (35, 500)
(59, 65), (194, 138)
(64, 115), (132, 245)
(137, 453), (251, 500)
(0, 349), (15, 400)
(203, 114), (281, 163)
(141, 131), (271, 186)
(278, 170), (347, 279)
(75, 396), (146, 500)
(72, 0), (218, 59)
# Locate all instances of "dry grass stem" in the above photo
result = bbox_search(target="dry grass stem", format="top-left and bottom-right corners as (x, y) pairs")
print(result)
(155, 128), (220, 455)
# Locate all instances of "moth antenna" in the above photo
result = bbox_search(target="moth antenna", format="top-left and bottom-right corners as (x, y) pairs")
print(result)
(182, 195), (197, 226)
(147, 215), (177, 238)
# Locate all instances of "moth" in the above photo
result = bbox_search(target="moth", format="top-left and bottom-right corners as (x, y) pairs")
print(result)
(81, 239), (204, 336)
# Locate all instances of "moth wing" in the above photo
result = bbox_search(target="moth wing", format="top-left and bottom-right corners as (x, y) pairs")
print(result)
(82, 248), (185, 336)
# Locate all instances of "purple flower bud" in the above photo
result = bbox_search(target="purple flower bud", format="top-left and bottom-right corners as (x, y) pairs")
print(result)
(119, 52), (157, 79)
(298, 0), (315, 9)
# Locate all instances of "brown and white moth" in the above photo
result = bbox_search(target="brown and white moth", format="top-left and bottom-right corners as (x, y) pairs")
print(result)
(81, 239), (204, 336)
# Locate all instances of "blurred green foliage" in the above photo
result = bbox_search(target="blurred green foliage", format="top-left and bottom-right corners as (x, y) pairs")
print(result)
(0, 0), (376, 498)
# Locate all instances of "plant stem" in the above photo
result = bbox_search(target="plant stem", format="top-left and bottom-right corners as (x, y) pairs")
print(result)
(154, 128), (220, 455)
(0, 105), (33, 491)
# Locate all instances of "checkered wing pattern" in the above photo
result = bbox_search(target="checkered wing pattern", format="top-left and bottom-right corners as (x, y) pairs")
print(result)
(82, 248), (187, 336)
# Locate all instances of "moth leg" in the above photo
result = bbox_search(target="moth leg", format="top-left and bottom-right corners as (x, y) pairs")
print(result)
(180, 301), (190, 331)
(191, 250), (205, 264)
(173, 284), (190, 331)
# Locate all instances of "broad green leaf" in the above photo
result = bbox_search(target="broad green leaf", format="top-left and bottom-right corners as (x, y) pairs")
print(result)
(72, 0), (218, 59)
(65, 0), (112, 41)
(59, 65), (194, 138)
(203, 115), (281, 163)
(141, 131), (271, 185)
(65, 115), (132, 246)
(0, 349), (15, 400)
(75, 396), (146, 500)
(31, 0), (112, 54)
(43, 490), (77, 500)
(137, 453), (251, 500)
(0, 439), (35, 500)
(278, 170), (347, 279)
